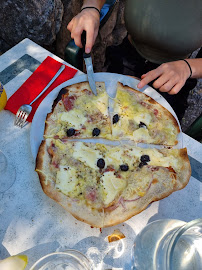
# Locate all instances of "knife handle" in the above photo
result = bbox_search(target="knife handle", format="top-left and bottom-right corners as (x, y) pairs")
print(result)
(81, 31), (91, 58)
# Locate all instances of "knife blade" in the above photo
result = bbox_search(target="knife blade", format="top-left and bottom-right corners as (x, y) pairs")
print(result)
(83, 55), (97, 95)
(82, 32), (97, 95)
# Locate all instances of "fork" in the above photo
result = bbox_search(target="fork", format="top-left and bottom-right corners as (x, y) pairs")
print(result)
(14, 64), (65, 128)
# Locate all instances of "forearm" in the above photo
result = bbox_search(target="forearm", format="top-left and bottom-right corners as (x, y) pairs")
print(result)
(82, 0), (106, 10)
(184, 58), (202, 79)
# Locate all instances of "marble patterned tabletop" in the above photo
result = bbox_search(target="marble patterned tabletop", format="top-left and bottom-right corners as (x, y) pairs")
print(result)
(0, 38), (201, 270)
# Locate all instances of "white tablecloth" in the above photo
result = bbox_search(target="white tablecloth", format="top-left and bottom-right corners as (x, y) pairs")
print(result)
(0, 38), (201, 270)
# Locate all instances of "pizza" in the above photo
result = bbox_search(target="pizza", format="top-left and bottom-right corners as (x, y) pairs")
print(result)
(36, 80), (191, 228)
(111, 82), (180, 145)
(36, 139), (190, 228)
(44, 81), (112, 140)
(44, 81), (180, 145)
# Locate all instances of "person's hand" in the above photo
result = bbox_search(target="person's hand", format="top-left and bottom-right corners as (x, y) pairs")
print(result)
(67, 9), (100, 53)
(137, 60), (191, 95)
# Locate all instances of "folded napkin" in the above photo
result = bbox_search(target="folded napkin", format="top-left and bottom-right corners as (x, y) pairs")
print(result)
(5, 56), (77, 122)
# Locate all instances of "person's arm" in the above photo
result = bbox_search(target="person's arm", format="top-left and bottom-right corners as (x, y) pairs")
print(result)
(67, 0), (106, 53)
(137, 58), (202, 95)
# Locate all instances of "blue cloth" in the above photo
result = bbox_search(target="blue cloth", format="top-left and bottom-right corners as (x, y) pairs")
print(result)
(100, 0), (116, 21)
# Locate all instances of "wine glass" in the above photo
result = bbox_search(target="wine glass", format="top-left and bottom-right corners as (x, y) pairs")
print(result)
(0, 150), (16, 193)
(0, 82), (16, 193)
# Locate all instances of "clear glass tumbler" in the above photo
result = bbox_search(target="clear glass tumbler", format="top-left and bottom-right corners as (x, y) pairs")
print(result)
(0, 82), (16, 193)
(29, 250), (93, 270)
(0, 150), (16, 193)
(132, 218), (202, 270)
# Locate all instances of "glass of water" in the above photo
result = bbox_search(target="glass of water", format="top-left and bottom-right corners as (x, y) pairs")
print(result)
(0, 150), (16, 193)
(29, 250), (93, 270)
(132, 218), (202, 270)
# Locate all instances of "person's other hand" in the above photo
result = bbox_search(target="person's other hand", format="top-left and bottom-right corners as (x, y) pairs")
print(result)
(137, 60), (191, 94)
(67, 9), (100, 53)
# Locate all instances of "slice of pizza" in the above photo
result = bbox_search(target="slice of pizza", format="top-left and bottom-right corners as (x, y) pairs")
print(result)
(111, 82), (180, 145)
(44, 81), (112, 140)
(36, 139), (191, 228)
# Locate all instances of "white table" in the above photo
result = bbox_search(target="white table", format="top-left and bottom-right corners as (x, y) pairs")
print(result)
(0, 38), (201, 270)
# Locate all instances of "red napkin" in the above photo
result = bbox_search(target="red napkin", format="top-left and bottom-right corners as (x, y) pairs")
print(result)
(5, 56), (77, 122)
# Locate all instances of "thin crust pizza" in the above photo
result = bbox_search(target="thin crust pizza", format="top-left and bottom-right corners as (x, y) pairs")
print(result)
(36, 139), (191, 228)
(111, 82), (180, 145)
(35, 80), (191, 228)
(44, 81), (112, 140)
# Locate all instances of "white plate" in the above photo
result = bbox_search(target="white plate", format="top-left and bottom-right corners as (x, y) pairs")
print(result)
(30, 72), (182, 160)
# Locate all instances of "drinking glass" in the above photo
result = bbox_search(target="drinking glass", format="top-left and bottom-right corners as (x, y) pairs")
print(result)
(0, 150), (16, 193)
(132, 218), (202, 270)
(29, 250), (93, 270)
(0, 82), (16, 193)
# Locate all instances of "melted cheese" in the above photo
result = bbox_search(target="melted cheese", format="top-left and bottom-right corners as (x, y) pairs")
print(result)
(55, 140), (66, 151)
(147, 149), (177, 167)
(73, 142), (102, 170)
(101, 171), (126, 205)
(105, 147), (125, 168)
(133, 128), (152, 142)
(112, 116), (129, 138)
(56, 129), (66, 137)
(124, 168), (152, 199)
(130, 147), (177, 168)
(58, 109), (87, 129)
(133, 112), (152, 126)
(95, 92), (108, 116)
(75, 89), (109, 117)
(56, 166), (79, 195)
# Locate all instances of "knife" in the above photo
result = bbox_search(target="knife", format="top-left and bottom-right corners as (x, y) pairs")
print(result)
(81, 31), (97, 95)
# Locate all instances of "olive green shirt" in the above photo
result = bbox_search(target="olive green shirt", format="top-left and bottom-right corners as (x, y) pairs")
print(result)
(125, 0), (202, 64)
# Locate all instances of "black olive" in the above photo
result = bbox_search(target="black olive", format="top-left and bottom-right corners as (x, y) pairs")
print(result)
(120, 164), (129, 171)
(140, 155), (150, 162)
(139, 161), (148, 168)
(139, 121), (147, 129)
(97, 158), (105, 169)
(113, 114), (119, 124)
(66, 128), (75, 137)
(92, 128), (101, 136)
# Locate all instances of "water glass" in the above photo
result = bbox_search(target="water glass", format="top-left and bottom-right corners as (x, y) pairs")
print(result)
(0, 150), (16, 193)
(132, 218), (202, 270)
(29, 250), (93, 270)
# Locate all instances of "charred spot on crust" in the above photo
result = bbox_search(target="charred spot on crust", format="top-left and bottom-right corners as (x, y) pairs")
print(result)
(179, 148), (188, 159)
(148, 97), (157, 104)
(52, 88), (68, 108)
(152, 178), (158, 184)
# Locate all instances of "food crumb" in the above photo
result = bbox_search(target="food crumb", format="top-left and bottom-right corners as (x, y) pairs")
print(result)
(108, 229), (125, 242)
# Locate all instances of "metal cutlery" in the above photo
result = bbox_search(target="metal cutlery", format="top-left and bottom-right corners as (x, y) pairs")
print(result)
(81, 31), (97, 95)
(14, 64), (65, 128)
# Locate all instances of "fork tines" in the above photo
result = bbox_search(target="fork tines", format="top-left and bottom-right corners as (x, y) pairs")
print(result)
(14, 109), (28, 128)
